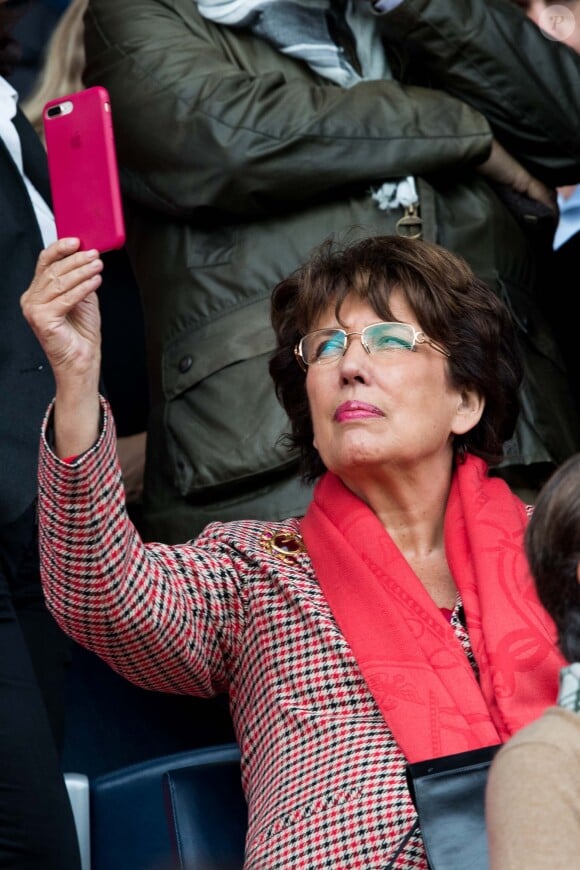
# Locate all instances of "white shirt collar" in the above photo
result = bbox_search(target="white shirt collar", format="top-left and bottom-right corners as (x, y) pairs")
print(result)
(0, 75), (57, 247)
(0, 75), (18, 122)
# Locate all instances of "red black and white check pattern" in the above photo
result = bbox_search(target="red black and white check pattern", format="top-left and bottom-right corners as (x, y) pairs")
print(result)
(37, 398), (481, 869)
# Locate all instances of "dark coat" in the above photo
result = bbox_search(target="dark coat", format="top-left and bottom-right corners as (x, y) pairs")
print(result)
(83, 0), (580, 543)
(0, 108), (54, 524)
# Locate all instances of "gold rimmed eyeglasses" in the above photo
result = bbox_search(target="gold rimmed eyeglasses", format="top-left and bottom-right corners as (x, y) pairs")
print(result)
(294, 321), (450, 370)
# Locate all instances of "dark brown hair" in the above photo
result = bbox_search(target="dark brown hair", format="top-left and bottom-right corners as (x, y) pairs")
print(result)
(269, 233), (523, 481)
(525, 453), (580, 662)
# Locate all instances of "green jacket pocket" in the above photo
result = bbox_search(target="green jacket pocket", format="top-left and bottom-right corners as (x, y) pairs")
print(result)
(162, 300), (298, 496)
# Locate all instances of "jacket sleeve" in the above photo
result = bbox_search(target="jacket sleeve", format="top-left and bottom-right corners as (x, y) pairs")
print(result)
(37, 397), (244, 698)
(380, 0), (580, 184)
(82, 0), (492, 219)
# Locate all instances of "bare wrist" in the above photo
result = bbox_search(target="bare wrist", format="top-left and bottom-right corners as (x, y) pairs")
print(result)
(54, 386), (101, 459)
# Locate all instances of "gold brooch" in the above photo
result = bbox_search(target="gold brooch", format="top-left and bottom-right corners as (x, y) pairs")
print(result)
(260, 529), (306, 565)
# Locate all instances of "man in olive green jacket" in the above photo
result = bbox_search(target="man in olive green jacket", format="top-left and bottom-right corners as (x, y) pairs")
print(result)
(83, 0), (580, 543)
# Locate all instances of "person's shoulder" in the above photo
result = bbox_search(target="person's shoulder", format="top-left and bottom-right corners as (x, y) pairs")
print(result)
(535, 705), (580, 742)
(499, 705), (580, 756)
(197, 516), (308, 565)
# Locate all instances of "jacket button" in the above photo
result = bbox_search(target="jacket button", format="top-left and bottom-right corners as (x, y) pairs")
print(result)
(178, 355), (193, 373)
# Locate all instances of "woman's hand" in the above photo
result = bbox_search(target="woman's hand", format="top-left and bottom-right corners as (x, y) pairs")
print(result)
(21, 238), (104, 458)
(21, 237), (103, 382)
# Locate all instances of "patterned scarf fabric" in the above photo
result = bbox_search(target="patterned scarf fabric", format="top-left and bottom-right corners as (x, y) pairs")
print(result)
(196, 0), (362, 87)
(301, 454), (565, 763)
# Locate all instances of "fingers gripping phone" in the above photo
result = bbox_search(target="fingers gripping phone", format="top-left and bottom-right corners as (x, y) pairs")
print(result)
(43, 86), (126, 252)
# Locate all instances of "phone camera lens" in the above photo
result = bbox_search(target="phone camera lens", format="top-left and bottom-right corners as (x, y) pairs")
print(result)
(47, 106), (62, 118)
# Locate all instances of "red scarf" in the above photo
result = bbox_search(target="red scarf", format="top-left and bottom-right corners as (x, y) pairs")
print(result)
(300, 455), (564, 763)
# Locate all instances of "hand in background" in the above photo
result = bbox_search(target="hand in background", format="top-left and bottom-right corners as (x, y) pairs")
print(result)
(477, 138), (558, 215)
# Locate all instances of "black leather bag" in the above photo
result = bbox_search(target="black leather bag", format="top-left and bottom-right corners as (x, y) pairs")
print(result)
(406, 744), (502, 870)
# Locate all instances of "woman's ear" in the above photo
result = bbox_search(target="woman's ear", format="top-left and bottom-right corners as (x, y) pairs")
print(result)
(451, 388), (485, 436)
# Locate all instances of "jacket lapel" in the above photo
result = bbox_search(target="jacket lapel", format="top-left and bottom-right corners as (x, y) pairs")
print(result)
(12, 108), (52, 206)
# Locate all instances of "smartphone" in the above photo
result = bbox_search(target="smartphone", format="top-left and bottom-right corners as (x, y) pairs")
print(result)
(43, 86), (126, 252)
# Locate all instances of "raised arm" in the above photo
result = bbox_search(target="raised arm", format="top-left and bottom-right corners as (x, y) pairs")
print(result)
(21, 240), (244, 696)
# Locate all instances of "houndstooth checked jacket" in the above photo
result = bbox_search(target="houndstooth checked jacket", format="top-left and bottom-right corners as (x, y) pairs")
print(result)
(37, 400), (485, 869)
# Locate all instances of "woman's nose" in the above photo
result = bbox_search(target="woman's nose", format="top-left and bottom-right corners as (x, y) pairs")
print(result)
(338, 335), (370, 381)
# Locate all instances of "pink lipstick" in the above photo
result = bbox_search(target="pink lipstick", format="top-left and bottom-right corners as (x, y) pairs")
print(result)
(334, 401), (384, 422)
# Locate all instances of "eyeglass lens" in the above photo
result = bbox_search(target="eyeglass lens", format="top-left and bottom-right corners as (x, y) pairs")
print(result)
(301, 322), (416, 365)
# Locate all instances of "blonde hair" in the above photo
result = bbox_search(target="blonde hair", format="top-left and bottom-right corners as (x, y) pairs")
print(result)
(22, 0), (88, 143)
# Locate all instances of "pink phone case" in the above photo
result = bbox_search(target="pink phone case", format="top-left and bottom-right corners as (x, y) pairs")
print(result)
(43, 86), (126, 252)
